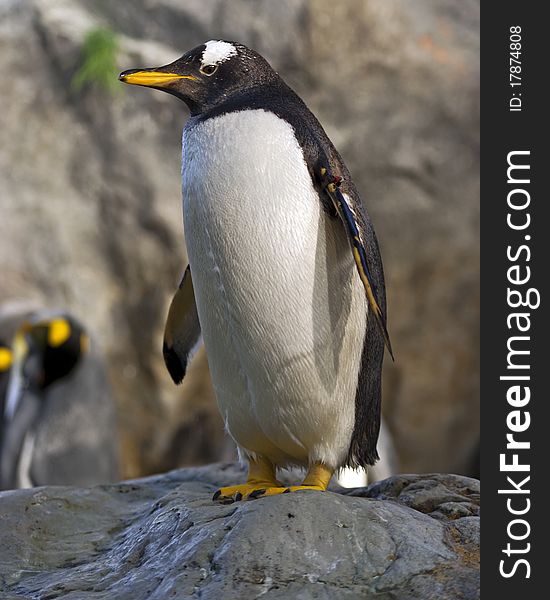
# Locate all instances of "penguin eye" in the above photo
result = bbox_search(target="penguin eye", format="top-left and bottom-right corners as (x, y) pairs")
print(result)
(200, 64), (218, 76)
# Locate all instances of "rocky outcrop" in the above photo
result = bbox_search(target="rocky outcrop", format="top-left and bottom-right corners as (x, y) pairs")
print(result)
(0, 463), (479, 599)
(0, 0), (480, 477)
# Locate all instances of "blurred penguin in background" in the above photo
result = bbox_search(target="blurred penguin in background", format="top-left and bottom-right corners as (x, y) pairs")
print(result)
(0, 339), (13, 450)
(0, 307), (119, 490)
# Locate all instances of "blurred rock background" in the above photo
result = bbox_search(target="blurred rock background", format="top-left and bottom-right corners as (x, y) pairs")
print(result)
(0, 0), (479, 479)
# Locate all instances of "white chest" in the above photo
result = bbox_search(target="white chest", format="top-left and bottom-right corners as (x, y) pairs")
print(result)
(182, 109), (334, 362)
(181, 109), (366, 468)
(182, 108), (318, 238)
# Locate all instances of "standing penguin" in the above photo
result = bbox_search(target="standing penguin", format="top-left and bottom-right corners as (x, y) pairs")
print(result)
(0, 313), (119, 489)
(0, 340), (13, 454)
(120, 41), (392, 502)
(0, 315), (87, 488)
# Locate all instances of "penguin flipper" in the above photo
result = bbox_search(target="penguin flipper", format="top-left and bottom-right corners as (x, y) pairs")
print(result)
(163, 265), (201, 384)
(321, 169), (394, 361)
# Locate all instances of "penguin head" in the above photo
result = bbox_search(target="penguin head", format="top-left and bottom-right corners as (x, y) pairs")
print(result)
(13, 316), (89, 392)
(119, 40), (277, 115)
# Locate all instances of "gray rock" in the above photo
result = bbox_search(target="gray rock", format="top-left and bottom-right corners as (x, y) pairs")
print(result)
(346, 473), (480, 519)
(0, 464), (479, 599)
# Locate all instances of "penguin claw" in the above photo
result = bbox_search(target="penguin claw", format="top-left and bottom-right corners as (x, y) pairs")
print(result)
(247, 488), (266, 500)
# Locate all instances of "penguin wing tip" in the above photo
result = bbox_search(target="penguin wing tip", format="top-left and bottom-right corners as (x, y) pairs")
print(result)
(162, 342), (187, 385)
(373, 310), (394, 363)
(384, 329), (395, 362)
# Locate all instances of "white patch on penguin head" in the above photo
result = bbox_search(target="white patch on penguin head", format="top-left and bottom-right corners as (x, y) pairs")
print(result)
(201, 40), (238, 68)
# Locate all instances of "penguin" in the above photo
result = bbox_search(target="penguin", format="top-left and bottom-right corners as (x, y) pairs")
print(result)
(0, 315), (88, 488)
(0, 340), (13, 454)
(120, 40), (392, 502)
(0, 312), (118, 490)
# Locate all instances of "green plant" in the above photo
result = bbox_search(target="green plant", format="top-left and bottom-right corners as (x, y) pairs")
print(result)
(72, 27), (120, 94)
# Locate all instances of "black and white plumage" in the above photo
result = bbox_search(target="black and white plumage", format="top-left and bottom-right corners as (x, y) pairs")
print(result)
(120, 40), (391, 493)
(0, 312), (119, 490)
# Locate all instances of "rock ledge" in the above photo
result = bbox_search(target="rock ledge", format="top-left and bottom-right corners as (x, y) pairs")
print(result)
(0, 463), (479, 599)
